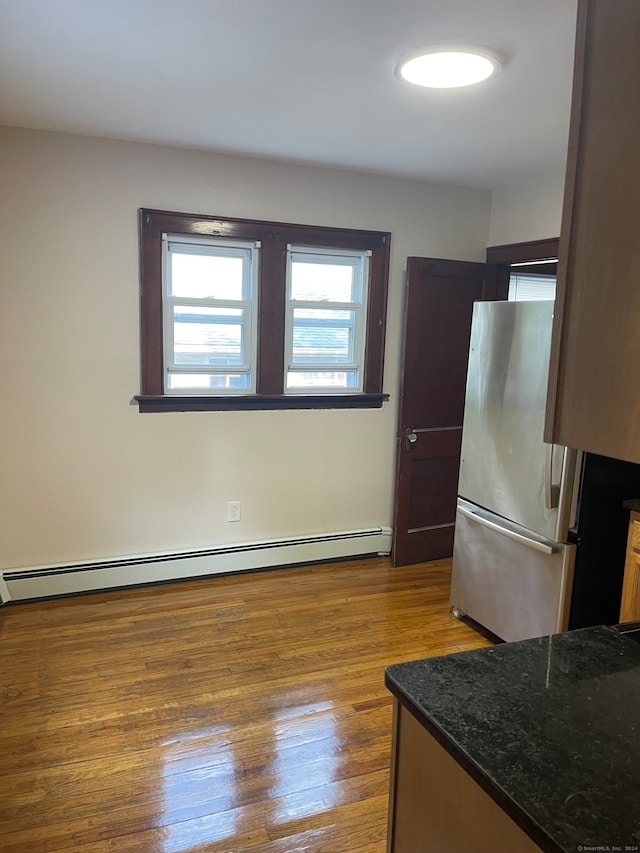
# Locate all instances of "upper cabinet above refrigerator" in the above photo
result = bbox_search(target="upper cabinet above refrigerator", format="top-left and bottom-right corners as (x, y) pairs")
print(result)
(545, 0), (640, 464)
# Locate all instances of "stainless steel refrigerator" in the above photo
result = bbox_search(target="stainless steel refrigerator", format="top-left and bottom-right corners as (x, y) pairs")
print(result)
(450, 300), (640, 643)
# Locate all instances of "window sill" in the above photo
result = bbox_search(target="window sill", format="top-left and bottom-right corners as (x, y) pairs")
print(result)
(134, 393), (389, 413)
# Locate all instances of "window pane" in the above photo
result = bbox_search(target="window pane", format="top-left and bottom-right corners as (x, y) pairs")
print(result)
(168, 373), (251, 391)
(172, 306), (245, 366)
(508, 273), (556, 301)
(291, 308), (354, 364)
(170, 252), (245, 300)
(286, 370), (359, 389)
(291, 260), (356, 302)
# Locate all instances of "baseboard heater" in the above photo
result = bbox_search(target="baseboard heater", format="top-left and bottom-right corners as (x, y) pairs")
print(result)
(1, 527), (392, 603)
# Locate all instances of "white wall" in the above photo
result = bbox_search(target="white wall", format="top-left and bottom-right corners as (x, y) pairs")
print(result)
(488, 171), (565, 247)
(0, 126), (491, 572)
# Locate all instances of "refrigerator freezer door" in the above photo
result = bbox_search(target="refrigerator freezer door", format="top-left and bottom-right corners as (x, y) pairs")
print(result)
(458, 300), (567, 541)
(450, 500), (575, 642)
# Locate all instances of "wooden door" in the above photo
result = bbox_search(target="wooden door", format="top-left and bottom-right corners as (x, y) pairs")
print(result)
(392, 258), (488, 566)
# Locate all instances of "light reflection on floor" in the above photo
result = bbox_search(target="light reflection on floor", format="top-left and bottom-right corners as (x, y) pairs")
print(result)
(159, 699), (342, 851)
(161, 724), (238, 852)
(271, 699), (341, 824)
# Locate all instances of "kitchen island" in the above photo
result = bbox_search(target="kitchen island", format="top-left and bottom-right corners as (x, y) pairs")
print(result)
(385, 625), (640, 853)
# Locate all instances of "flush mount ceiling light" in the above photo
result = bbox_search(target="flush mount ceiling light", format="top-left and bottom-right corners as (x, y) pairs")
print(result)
(397, 46), (501, 89)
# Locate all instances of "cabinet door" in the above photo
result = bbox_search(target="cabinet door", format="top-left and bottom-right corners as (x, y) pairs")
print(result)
(387, 701), (542, 853)
(620, 514), (640, 622)
(545, 0), (640, 463)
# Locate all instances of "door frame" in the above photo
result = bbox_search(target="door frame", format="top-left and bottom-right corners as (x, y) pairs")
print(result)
(485, 237), (559, 297)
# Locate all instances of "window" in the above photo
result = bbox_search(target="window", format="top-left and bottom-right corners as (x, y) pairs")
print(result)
(508, 271), (557, 301)
(285, 246), (369, 392)
(164, 236), (258, 394)
(137, 210), (391, 411)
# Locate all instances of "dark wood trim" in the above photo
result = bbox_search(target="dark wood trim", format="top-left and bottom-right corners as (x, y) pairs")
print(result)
(256, 236), (287, 395)
(138, 209), (391, 406)
(494, 264), (511, 301)
(481, 263), (499, 300)
(364, 239), (391, 394)
(135, 393), (389, 413)
(414, 257), (486, 278)
(484, 238), (560, 303)
(140, 209), (390, 250)
(485, 237), (560, 266)
(139, 211), (165, 395)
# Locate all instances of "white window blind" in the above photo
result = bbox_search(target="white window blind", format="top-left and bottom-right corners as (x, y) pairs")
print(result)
(508, 272), (557, 302)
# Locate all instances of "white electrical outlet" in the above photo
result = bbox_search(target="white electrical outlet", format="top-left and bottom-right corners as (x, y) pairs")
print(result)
(227, 501), (242, 522)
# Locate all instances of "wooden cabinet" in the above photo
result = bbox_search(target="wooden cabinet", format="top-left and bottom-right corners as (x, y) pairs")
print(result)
(545, 0), (640, 463)
(386, 700), (542, 853)
(620, 511), (640, 622)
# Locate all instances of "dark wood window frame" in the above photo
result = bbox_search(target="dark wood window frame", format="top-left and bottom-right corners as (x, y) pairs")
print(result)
(484, 237), (560, 299)
(136, 209), (391, 412)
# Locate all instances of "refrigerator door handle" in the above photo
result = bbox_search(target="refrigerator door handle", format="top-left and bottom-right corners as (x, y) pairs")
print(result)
(555, 447), (578, 541)
(544, 444), (561, 510)
(457, 504), (556, 555)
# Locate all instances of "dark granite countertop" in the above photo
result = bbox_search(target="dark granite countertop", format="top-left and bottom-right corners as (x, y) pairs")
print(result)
(623, 498), (640, 512)
(385, 625), (640, 853)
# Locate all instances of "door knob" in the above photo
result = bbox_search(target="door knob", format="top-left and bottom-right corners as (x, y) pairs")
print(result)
(405, 428), (418, 450)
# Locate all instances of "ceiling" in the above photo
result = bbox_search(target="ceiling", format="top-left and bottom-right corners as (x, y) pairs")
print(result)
(0, 0), (578, 190)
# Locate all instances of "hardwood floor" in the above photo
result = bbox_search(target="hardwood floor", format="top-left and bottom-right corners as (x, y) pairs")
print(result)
(0, 556), (490, 852)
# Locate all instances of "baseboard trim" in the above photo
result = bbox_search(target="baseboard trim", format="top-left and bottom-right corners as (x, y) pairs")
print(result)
(1, 527), (392, 602)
